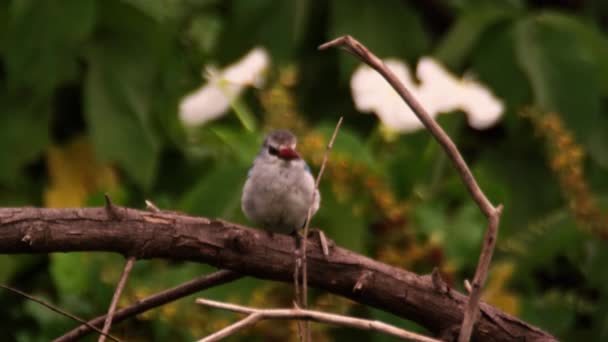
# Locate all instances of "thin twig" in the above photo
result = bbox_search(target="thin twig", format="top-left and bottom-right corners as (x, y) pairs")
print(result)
(198, 312), (263, 342)
(196, 298), (441, 342)
(55, 270), (242, 342)
(293, 257), (304, 342)
(98, 257), (135, 342)
(319, 36), (502, 342)
(300, 116), (343, 341)
(459, 205), (503, 341)
(0, 285), (121, 342)
(319, 37), (493, 215)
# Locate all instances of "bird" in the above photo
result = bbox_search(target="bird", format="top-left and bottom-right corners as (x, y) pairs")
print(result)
(241, 129), (320, 234)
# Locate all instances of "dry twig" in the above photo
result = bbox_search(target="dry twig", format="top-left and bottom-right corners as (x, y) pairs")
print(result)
(98, 195), (136, 342)
(0, 285), (121, 342)
(319, 35), (503, 341)
(55, 270), (241, 342)
(98, 257), (135, 342)
(300, 116), (343, 341)
(196, 298), (441, 342)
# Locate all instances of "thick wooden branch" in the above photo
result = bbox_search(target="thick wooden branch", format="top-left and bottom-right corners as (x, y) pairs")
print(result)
(0, 207), (554, 341)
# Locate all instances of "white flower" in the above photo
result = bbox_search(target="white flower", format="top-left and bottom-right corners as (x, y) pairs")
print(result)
(179, 47), (270, 126)
(351, 57), (504, 133)
(351, 59), (432, 133)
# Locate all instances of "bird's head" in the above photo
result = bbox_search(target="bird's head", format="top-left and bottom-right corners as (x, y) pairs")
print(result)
(263, 129), (300, 160)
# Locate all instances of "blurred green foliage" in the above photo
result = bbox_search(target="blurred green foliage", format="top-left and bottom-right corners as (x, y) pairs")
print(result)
(1, 0), (608, 341)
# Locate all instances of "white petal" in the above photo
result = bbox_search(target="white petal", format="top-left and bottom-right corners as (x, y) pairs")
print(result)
(416, 57), (462, 114)
(179, 82), (241, 126)
(178, 47), (270, 127)
(375, 96), (427, 133)
(458, 80), (504, 129)
(417, 57), (504, 129)
(351, 59), (428, 132)
(223, 47), (270, 86)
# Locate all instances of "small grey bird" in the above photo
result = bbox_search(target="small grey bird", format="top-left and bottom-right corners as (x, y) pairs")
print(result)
(241, 129), (320, 234)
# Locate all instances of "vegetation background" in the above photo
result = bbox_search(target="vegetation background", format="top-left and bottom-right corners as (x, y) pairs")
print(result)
(1, 0), (608, 341)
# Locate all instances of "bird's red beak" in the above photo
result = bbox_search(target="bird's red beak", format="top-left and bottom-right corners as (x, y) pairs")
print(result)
(279, 147), (300, 160)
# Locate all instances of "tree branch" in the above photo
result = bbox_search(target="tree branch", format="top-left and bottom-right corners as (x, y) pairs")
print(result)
(0, 207), (553, 341)
(319, 35), (503, 341)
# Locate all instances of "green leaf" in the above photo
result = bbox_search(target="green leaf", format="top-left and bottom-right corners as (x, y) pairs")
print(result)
(414, 202), (485, 268)
(315, 182), (369, 253)
(84, 3), (171, 189)
(515, 13), (601, 142)
(3, 0), (95, 93)
(435, 7), (517, 69)
(50, 253), (91, 294)
(317, 124), (376, 169)
(329, 0), (429, 80)
(0, 255), (32, 283)
(530, 12), (608, 95)
(520, 291), (576, 338)
(0, 98), (50, 185)
(186, 14), (223, 56)
(207, 126), (261, 163)
(121, 0), (183, 21)
(471, 22), (530, 130)
(178, 160), (249, 219)
(218, 0), (307, 63)
(521, 13), (608, 169)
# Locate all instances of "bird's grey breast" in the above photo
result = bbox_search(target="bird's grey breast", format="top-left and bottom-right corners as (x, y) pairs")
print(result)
(242, 157), (316, 232)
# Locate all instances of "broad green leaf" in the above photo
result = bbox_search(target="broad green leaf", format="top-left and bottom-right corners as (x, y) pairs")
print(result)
(0, 255), (37, 283)
(523, 13), (608, 169)
(218, 0), (307, 63)
(207, 126), (261, 163)
(414, 201), (485, 268)
(453, 0), (525, 10)
(121, 0), (183, 21)
(435, 7), (517, 69)
(317, 124), (376, 169)
(515, 14), (601, 142)
(315, 182), (369, 253)
(520, 291), (576, 338)
(530, 12), (608, 95)
(50, 253), (92, 295)
(0, 98), (50, 185)
(187, 14), (223, 56)
(471, 22), (530, 130)
(330, 0), (429, 80)
(178, 160), (249, 219)
(3, 0), (95, 93)
(84, 2), (171, 189)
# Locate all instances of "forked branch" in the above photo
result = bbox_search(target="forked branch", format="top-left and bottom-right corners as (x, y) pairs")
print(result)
(319, 35), (503, 342)
(196, 298), (441, 342)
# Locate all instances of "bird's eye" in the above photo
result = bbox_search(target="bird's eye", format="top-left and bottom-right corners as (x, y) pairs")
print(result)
(268, 146), (279, 156)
